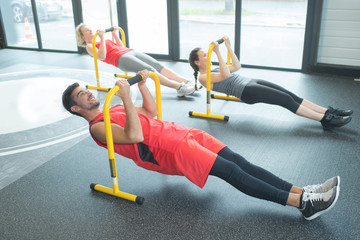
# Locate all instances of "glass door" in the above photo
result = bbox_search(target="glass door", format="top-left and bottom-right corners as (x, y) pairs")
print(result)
(179, 0), (236, 62)
(81, 0), (118, 42)
(38, 0), (77, 51)
(1, 0), (38, 48)
(126, 0), (169, 54)
(240, 0), (308, 69)
(1, 0), (77, 51)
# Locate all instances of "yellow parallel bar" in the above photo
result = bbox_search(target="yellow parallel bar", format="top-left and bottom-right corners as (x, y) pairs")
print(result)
(103, 85), (119, 162)
(189, 37), (228, 121)
(115, 72), (162, 120)
(115, 27), (126, 48)
(100, 84), (139, 203)
(93, 184), (138, 202)
(103, 85), (120, 192)
(92, 32), (100, 86)
(86, 85), (111, 91)
(88, 27), (128, 91)
(190, 111), (228, 121)
(206, 43), (214, 110)
(188, 37), (234, 121)
(149, 72), (162, 121)
(212, 94), (240, 101)
(227, 40), (231, 65)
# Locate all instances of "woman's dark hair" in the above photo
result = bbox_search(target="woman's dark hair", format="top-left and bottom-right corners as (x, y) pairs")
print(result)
(189, 47), (201, 90)
(62, 82), (81, 117)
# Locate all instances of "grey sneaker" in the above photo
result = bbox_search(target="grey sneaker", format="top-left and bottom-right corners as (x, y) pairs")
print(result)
(177, 82), (195, 96)
(303, 176), (340, 193)
(300, 186), (339, 220)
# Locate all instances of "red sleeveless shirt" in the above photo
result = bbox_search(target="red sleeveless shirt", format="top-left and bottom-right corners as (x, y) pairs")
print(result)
(89, 105), (224, 188)
(96, 40), (133, 67)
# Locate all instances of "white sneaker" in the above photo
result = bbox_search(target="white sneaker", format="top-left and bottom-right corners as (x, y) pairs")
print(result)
(177, 82), (195, 96)
(303, 176), (340, 193)
(185, 80), (195, 86)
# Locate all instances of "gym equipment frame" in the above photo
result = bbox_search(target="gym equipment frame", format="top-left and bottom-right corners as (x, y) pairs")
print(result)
(189, 37), (240, 121)
(90, 74), (162, 204)
(86, 27), (128, 91)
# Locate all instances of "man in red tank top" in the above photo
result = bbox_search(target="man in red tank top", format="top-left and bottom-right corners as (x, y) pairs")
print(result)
(62, 69), (340, 220)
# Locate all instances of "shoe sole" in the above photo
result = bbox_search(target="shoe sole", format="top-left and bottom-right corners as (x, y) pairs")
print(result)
(177, 90), (196, 97)
(323, 118), (352, 130)
(304, 178), (340, 220)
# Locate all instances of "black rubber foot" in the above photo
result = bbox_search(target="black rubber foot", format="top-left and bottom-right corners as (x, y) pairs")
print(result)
(90, 183), (96, 190)
(85, 85), (88, 89)
(136, 196), (145, 205)
(189, 111), (193, 117)
(211, 94), (215, 98)
(224, 116), (229, 122)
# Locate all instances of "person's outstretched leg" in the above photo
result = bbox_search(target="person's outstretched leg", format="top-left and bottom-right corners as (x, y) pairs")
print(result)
(301, 99), (327, 114)
(217, 147), (297, 193)
(152, 71), (194, 96)
(160, 67), (190, 84)
(118, 53), (193, 95)
(241, 79), (351, 128)
(209, 155), (294, 206)
(132, 51), (191, 84)
(209, 153), (340, 220)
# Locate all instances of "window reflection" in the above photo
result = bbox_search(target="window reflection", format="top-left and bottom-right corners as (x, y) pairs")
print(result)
(81, 0), (118, 42)
(179, 0), (235, 62)
(39, 0), (77, 50)
(1, 0), (77, 51)
(126, 0), (168, 54)
(241, 0), (307, 69)
(1, 0), (37, 48)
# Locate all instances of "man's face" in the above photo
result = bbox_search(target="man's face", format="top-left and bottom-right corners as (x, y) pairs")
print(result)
(71, 87), (100, 113)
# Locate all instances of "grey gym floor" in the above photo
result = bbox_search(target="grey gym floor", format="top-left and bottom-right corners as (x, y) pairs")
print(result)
(0, 49), (359, 240)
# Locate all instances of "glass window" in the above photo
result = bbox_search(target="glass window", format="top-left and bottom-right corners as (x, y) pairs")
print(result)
(240, 0), (307, 69)
(179, 0), (236, 62)
(1, 0), (77, 51)
(126, 0), (168, 54)
(1, 0), (38, 48)
(38, 0), (77, 51)
(81, 0), (118, 42)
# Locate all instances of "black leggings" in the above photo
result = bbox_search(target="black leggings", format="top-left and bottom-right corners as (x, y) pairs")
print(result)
(209, 147), (293, 205)
(241, 79), (304, 113)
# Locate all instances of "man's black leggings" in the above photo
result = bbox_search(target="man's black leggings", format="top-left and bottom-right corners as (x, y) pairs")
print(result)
(209, 147), (293, 205)
(241, 79), (304, 113)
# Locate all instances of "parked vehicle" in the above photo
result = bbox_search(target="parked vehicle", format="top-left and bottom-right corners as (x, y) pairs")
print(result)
(11, 0), (63, 23)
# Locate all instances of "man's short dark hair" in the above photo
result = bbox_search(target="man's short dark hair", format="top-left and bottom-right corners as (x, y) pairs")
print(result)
(62, 82), (81, 117)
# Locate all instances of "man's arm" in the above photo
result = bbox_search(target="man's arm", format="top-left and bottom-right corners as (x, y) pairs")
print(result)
(90, 80), (144, 145)
(135, 70), (159, 118)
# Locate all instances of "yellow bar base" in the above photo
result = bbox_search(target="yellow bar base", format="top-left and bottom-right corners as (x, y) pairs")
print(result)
(86, 85), (111, 92)
(211, 94), (240, 101)
(189, 111), (229, 121)
(90, 183), (144, 205)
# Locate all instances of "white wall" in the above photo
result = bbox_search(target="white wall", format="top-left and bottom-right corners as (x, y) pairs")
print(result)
(317, 0), (360, 67)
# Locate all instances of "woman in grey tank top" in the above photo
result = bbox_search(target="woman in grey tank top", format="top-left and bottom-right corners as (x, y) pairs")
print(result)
(189, 37), (352, 130)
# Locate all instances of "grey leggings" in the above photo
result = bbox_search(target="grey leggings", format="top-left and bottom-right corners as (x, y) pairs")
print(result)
(117, 51), (164, 73)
